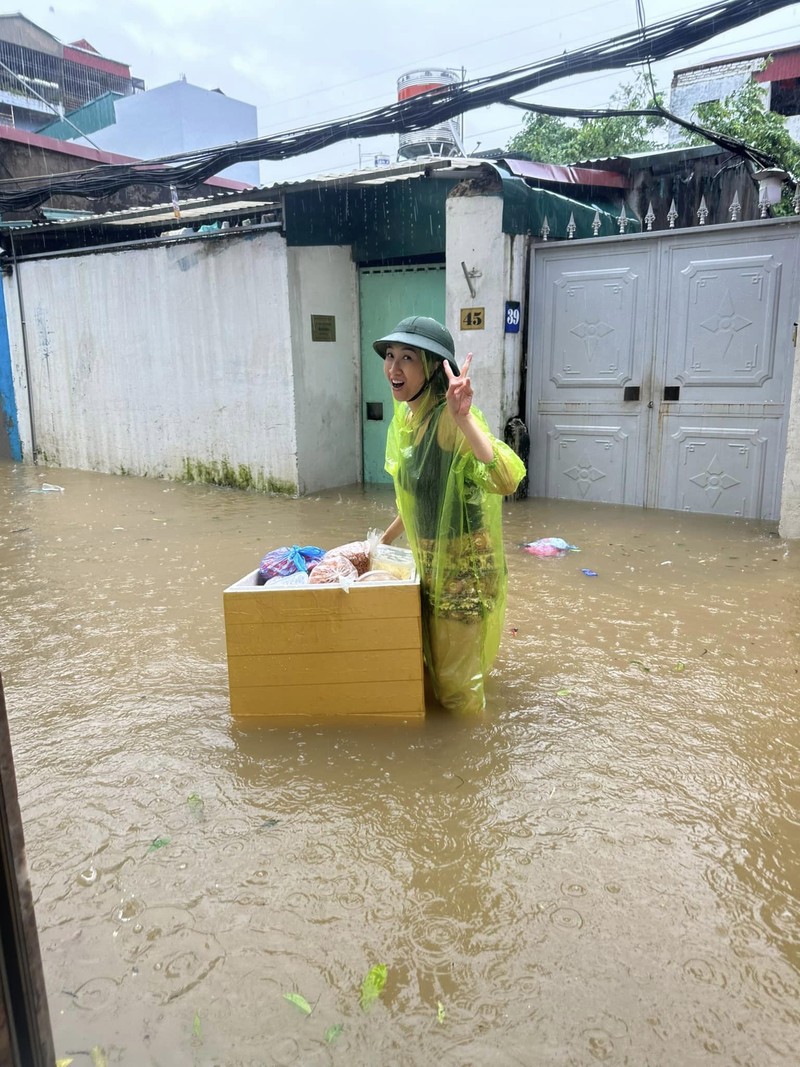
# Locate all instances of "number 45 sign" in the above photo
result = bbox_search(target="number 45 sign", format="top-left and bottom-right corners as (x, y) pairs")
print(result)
(460, 307), (484, 330)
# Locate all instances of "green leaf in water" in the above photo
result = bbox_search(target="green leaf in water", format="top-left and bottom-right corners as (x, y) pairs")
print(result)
(90, 1048), (108, 1067)
(674, 661), (686, 672)
(187, 793), (204, 816)
(192, 1009), (202, 1040)
(146, 836), (170, 854)
(556, 688), (571, 697)
(437, 1001), (446, 1024)
(360, 964), (387, 1011)
(259, 818), (280, 830)
(283, 992), (313, 1016)
(324, 1023), (344, 1043)
(56, 1059), (74, 1067)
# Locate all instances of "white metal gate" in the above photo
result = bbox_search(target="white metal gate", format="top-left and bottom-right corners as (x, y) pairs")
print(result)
(527, 218), (800, 519)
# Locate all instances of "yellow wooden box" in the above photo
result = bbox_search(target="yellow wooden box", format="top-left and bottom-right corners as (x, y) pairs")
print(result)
(223, 570), (425, 721)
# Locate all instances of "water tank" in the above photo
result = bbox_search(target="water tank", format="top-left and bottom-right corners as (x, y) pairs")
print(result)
(396, 68), (463, 160)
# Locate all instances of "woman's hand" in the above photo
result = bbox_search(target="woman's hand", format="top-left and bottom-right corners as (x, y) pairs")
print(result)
(381, 515), (405, 544)
(442, 353), (494, 464)
(443, 353), (474, 420)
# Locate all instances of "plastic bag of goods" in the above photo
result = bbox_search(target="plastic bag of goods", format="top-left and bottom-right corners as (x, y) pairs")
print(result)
(258, 544), (325, 582)
(369, 543), (415, 580)
(320, 540), (372, 576)
(355, 570), (397, 583)
(263, 570), (311, 589)
(308, 555), (358, 585)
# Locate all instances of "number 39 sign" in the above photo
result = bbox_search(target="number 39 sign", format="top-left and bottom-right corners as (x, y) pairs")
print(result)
(505, 301), (521, 334)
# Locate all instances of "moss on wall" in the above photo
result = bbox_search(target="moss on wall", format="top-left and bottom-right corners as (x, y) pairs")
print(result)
(181, 456), (296, 496)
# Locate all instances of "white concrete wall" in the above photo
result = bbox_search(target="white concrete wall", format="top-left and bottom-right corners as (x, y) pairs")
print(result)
(445, 194), (525, 434)
(779, 312), (800, 539)
(286, 245), (360, 493)
(668, 60), (768, 144)
(77, 80), (259, 185)
(6, 232), (299, 492)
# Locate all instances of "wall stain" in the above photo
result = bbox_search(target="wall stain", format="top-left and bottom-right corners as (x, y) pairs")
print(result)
(181, 456), (296, 496)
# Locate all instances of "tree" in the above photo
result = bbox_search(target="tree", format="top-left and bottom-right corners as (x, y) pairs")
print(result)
(506, 73), (668, 163)
(689, 76), (800, 214)
(507, 68), (800, 214)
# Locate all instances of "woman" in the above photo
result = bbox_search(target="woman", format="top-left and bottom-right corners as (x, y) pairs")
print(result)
(374, 316), (525, 715)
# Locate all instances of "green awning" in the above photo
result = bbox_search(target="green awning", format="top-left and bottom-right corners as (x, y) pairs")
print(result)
(499, 172), (640, 239)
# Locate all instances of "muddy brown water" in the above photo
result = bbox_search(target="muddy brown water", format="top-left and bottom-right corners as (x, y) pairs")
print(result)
(1, 459), (799, 1066)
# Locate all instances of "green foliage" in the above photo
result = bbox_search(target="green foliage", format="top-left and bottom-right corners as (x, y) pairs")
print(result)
(359, 964), (388, 1010)
(283, 992), (313, 1015)
(507, 73), (667, 163)
(507, 111), (580, 164)
(508, 68), (800, 214)
(689, 75), (800, 214)
(146, 836), (170, 854)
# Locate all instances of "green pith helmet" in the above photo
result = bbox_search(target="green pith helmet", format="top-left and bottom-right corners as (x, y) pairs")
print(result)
(373, 316), (459, 377)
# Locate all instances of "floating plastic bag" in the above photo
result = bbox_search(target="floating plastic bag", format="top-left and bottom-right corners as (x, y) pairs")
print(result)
(522, 537), (579, 557)
(258, 545), (325, 581)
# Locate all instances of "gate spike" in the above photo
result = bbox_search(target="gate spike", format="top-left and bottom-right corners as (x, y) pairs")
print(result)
(644, 202), (655, 231)
(617, 203), (628, 233)
(591, 209), (601, 236)
(540, 215), (550, 241)
(728, 191), (741, 222)
(567, 212), (576, 239)
(758, 183), (769, 218)
(667, 199), (678, 228)
(697, 196), (708, 225)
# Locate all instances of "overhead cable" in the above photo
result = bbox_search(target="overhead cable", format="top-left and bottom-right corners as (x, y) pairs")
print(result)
(0, 0), (793, 212)
(504, 99), (782, 170)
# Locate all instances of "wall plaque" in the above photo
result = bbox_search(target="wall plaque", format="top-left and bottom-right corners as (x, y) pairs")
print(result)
(311, 315), (336, 342)
(460, 307), (485, 330)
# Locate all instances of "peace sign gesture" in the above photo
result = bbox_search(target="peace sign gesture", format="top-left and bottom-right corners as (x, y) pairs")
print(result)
(443, 353), (474, 420)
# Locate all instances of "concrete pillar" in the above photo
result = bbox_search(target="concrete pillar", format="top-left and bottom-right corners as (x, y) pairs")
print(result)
(445, 193), (526, 434)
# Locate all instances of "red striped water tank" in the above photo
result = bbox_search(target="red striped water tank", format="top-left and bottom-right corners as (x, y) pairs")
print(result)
(396, 68), (462, 160)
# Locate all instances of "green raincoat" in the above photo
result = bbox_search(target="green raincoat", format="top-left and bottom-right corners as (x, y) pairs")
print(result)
(385, 391), (526, 714)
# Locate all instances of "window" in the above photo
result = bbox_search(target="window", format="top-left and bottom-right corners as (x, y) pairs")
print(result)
(770, 78), (800, 116)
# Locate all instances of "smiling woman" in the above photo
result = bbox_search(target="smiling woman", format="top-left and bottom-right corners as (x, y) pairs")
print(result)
(383, 343), (429, 405)
(374, 315), (526, 715)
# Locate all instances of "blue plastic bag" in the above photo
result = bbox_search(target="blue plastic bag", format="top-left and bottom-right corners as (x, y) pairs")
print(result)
(258, 545), (325, 581)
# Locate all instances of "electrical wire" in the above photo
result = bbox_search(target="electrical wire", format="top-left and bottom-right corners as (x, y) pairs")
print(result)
(504, 97), (783, 170)
(0, 0), (793, 213)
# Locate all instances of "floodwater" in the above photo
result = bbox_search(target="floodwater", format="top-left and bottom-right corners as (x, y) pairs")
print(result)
(1, 459), (799, 1067)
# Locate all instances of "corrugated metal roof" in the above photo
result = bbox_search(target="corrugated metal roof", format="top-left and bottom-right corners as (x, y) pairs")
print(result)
(501, 158), (628, 188)
(3, 157), (485, 232)
(101, 196), (280, 228)
(754, 49), (800, 82)
(569, 144), (723, 168)
(672, 42), (800, 76)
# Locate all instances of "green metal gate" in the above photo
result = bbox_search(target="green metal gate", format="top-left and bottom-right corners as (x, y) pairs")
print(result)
(359, 264), (446, 484)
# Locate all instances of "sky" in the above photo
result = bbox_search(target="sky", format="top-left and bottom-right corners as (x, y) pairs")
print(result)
(15, 0), (800, 185)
